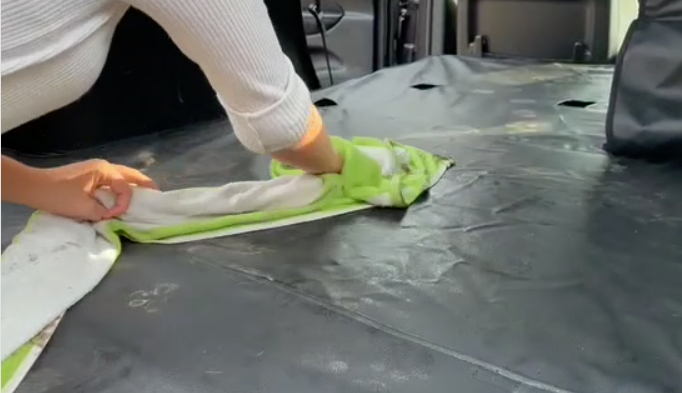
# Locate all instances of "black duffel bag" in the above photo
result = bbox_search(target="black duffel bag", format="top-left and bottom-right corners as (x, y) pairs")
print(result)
(605, 0), (682, 160)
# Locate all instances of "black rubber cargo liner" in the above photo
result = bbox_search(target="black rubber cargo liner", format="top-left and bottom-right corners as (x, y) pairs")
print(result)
(3, 56), (681, 393)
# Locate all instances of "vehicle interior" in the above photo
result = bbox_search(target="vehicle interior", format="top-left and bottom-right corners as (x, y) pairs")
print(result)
(3, 1), (681, 392)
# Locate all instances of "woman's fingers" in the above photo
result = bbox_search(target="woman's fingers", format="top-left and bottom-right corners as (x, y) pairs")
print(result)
(102, 171), (134, 218)
(93, 161), (159, 219)
(113, 164), (159, 190)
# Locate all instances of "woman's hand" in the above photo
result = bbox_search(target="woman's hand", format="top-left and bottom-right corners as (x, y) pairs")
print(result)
(270, 113), (344, 175)
(2, 156), (158, 222)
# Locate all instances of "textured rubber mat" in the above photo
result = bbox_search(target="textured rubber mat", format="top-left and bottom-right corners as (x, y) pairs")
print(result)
(3, 57), (681, 393)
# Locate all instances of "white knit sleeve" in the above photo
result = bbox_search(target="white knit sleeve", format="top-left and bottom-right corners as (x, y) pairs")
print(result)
(123, 0), (313, 154)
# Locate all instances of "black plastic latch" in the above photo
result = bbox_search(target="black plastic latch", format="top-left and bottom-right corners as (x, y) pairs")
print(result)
(572, 42), (592, 63)
(468, 35), (487, 57)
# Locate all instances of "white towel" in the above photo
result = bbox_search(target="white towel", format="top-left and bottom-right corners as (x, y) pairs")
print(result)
(0, 138), (453, 392)
(1, 174), (359, 361)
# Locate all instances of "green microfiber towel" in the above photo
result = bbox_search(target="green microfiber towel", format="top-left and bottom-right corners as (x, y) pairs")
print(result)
(272, 136), (452, 208)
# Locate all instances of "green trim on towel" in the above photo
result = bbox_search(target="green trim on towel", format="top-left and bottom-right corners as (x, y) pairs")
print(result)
(1, 344), (31, 388)
(101, 137), (452, 244)
(2, 213), (53, 393)
(1, 137), (453, 393)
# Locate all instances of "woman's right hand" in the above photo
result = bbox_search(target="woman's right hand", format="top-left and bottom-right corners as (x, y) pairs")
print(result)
(270, 110), (343, 175)
(271, 128), (343, 174)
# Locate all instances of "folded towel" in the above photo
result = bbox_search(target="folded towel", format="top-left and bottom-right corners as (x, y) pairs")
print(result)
(0, 137), (452, 392)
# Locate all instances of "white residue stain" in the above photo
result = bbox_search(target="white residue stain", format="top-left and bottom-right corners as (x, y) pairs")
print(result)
(326, 360), (349, 374)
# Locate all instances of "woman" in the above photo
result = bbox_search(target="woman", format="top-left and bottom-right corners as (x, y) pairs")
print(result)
(1, 0), (343, 221)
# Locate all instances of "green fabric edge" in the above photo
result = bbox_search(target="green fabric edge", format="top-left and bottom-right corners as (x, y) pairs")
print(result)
(104, 137), (452, 243)
(1, 344), (32, 390)
(1, 137), (454, 391)
(2, 213), (47, 393)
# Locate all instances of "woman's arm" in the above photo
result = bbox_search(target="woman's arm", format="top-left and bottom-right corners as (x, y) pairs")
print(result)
(124, 0), (343, 173)
(1, 156), (45, 206)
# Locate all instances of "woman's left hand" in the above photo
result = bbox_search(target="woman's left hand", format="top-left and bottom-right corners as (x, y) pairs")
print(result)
(27, 159), (159, 222)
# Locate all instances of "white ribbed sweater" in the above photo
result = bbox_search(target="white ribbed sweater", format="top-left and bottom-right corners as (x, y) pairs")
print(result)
(1, 0), (313, 154)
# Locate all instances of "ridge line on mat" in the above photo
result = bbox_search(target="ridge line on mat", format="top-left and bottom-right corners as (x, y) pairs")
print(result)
(189, 255), (580, 393)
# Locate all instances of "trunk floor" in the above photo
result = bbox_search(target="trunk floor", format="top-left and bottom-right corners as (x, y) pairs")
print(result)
(3, 56), (681, 393)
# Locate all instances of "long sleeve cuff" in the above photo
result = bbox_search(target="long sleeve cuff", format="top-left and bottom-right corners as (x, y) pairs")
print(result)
(219, 59), (314, 155)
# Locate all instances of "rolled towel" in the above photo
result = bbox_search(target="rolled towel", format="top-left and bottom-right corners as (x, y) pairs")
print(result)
(0, 136), (453, 392)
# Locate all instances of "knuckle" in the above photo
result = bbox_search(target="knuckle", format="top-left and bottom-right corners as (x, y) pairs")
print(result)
(93, 159), (116, 175)
(86, 158), (109, 168)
